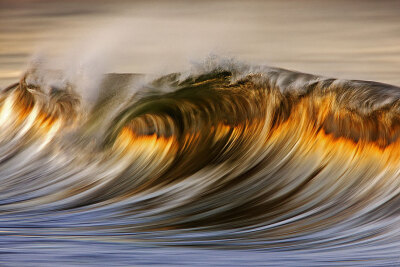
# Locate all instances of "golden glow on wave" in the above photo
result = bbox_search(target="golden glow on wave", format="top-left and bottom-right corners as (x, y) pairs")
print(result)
(114, 127), (178, 157)
(266, 94), (400, 170)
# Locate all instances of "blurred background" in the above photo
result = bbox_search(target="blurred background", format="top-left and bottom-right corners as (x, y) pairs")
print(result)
(1, 0), (400, 87)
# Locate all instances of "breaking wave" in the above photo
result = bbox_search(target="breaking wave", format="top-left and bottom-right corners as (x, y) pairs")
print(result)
(2, 61), (400, 265)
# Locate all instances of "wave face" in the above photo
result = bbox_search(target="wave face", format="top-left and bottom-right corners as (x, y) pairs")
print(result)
(2, 63), (400, 266)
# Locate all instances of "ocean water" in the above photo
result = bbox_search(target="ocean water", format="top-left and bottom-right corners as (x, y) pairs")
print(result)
(1, 1), (400, 266)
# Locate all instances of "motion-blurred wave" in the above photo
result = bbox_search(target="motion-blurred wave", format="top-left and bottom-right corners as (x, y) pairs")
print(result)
(2, 61), (400, 265)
